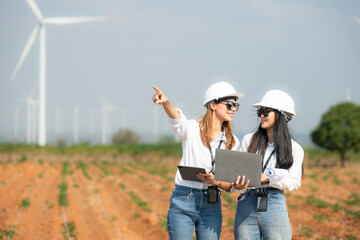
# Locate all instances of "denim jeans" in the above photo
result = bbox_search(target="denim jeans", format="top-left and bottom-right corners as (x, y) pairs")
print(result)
(167, 184), (222, 240)
(234, 188), (291, 240)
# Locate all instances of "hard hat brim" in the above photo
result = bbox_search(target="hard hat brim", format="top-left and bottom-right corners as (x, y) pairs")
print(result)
(253, 102), (296, 116)
(203, 92), (245, 107)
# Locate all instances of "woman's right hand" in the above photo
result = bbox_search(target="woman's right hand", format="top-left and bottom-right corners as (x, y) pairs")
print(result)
(152, 85), (180, 119)
(152, 86), (170, 105)
(232, 175), (250, 190)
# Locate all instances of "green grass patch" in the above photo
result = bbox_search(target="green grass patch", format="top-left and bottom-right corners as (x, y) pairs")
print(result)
(18, 155), (27, 164)
(0, 225), (15, 239)
(109, 216), (118, 222)
(159, 215), (167, 229)
(306, 173), (317, 179)
(346, 235), (357, 240)
(295, 195), (303, 200)
(344, 192), (360, 206)
(313, 214), (328, 221)
(299, 226), (313, 237)
(161, 187), (169, 192)
(128, 191), (151, 212)
(330, 203), (343, 211)
(133, 213), (140, 219)
(92, 161), (110, 176)
(287, 204), (298, 210)
(77, 161), (91, 180)
(139, 175), (149, 181)
(222, 194), (237, 210)
(19, 198), (30, 209)
(62, 221), (77, 240)
(58, 181), (68, 207)
(120, 167), (134, 174)
(344, 210), (360, 220)
(227, 218), (235, 228)
(305, 195), (328, 208)
(61, 162), (73, 178)
(118, 183), (126, 189)
(332, 176), (344, 184)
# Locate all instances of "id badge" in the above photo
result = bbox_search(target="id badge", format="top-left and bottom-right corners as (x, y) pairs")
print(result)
(256, 192), (268, 212)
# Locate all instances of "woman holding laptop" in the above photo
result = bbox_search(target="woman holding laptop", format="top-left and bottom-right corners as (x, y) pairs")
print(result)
(232, 90), (304, 240)
(152, 82), (248, 240)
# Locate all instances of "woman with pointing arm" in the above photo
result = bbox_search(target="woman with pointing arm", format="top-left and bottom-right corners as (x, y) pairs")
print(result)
(152, 82), (248, 240)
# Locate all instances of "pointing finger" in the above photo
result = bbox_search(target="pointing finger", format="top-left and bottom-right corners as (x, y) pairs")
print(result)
(152, 85), (163, 95)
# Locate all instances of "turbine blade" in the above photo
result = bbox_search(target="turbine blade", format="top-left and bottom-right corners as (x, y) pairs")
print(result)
(355, 16), (360, 25)
(44, 17), (107, 25)
(25, 0), (43, 21)
(11, 25), (40, 81)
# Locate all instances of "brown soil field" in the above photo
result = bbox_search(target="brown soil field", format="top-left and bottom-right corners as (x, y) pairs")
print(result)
(0, 153), (359, 240)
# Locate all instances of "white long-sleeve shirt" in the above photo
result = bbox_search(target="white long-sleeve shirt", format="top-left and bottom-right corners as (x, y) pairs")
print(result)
(168, 108), (240, 189)
(239, 133), (304, 192)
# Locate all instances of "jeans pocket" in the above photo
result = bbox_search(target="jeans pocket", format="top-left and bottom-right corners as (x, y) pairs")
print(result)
(171, 189), (190, 201)
(237, 191), (249, 202)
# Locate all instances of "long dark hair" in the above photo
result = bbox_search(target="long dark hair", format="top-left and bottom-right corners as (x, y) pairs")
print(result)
(247, 110), (293, 169)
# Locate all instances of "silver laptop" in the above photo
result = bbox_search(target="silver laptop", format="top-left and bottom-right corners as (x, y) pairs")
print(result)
(215, 149), (263, 187)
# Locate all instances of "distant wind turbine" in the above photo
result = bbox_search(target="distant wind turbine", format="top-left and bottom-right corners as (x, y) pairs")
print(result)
(101, 98), (114, 145)
(14, 107), (19, 140)
(73, 106), (79, 144)
(346, 87), (352, 102)
(26, 91), (37, 144)
(11, 0), (106, 146)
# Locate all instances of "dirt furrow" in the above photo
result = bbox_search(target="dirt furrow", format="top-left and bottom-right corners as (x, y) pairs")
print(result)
(63, 164), (121, 240)
(12, 163), (63, 240)
(0, 162), (45, 230)
(87, 163), (169, 239)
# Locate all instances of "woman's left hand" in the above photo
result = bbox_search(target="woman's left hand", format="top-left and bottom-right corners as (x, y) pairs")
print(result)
(261, 174), (269, 183)
(197, 172), (215, 185)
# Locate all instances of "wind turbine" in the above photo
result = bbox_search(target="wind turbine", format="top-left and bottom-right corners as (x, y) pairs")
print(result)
(11, 0), (106, 146)
(73, 106), (79, 144)
(26, 91), (37, 144)
(101, 98), (114, 145)
(14, 107), (19, 141)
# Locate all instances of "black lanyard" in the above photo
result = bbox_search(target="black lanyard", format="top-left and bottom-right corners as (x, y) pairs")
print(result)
(209, 140), (223, 174)
(262, 149), (275, 173)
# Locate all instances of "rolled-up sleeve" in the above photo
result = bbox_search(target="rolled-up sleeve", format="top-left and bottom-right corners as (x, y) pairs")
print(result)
(167, 108), (189, 140)
(269, 142), (304, 191)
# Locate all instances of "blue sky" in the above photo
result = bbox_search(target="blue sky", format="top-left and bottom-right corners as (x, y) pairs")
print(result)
(0, 0), (359, 145)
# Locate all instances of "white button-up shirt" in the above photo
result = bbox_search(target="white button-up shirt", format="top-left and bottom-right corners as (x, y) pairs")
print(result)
(168, 108), (241, 189)
(239, 132), (304, 192)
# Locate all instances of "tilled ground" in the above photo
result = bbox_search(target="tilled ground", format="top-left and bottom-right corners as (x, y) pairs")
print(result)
(0, 154), (359, 240)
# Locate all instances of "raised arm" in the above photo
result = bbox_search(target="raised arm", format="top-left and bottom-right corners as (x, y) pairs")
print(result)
(152, 85), (180, 120)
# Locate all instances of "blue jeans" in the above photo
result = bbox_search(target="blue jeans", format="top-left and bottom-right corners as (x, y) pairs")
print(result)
(167, 184), (222, 240)
(234, 188), (291, 240)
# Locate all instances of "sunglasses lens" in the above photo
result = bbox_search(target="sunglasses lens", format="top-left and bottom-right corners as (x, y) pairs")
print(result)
(257, 109), (268, 117)
(225, 102), (239, 111)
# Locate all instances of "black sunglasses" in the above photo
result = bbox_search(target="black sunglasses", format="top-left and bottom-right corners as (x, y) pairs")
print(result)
(219, 101), (239, 112)
(257, 108), (275, 117)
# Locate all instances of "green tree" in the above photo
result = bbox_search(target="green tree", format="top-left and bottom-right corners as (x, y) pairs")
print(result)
(311, 102), (360, 167)
(112, 129), (141, 145)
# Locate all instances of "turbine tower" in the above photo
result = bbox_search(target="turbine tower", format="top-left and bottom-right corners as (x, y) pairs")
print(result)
(11, 0), (106, 146)
(101, 99), (114, 145)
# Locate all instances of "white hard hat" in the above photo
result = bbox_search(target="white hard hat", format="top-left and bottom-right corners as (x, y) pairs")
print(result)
(253, 89), (296, 116)
(203, 82), (244, 107)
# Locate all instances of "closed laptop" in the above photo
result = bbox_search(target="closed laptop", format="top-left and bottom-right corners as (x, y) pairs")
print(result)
(215, 149), (262, 187)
